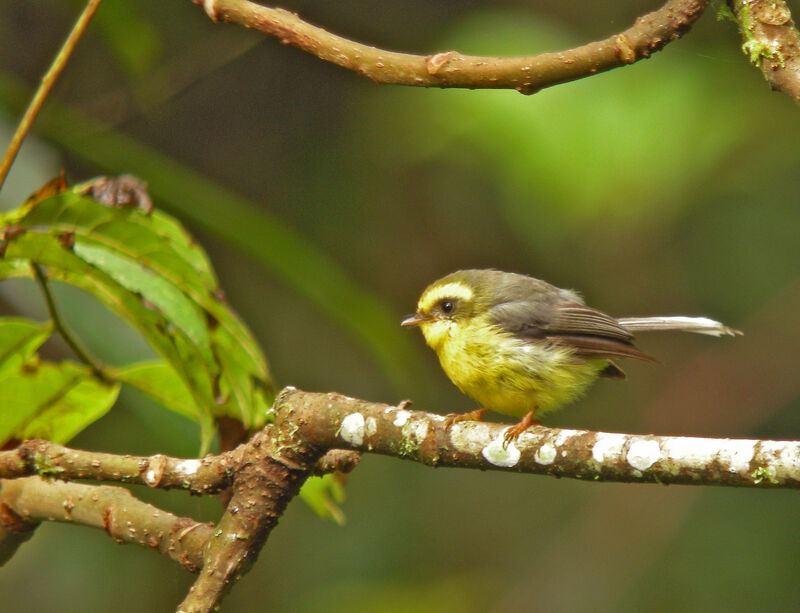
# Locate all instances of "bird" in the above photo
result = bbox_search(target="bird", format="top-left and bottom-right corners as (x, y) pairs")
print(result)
(401, 269), (740, 446)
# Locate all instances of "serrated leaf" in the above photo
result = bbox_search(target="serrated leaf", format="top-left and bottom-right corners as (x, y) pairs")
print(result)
(298, 474), (347, 525)
(0, 318), (53, 380)
(0, 360), (119, 446)
(114, 360), (215, 454)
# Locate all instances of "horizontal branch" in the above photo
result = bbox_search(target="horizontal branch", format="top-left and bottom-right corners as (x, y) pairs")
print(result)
(0, 477), (211, 571)
(729, 0), (800, 103)
(274, 388), (800, 488)
(0, 440), (232, 494)
(193, 0), (708, 94)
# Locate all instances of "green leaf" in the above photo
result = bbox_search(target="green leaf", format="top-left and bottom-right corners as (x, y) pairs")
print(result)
(0, 318), (53, 380)
(1, 188), (274, 445)
(298, 474), (347, 525)
(0, 359), (119, 446)
(115, 360), (215, 454)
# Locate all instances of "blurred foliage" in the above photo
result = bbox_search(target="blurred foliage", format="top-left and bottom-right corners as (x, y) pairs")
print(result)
(1, 1), (800, 612)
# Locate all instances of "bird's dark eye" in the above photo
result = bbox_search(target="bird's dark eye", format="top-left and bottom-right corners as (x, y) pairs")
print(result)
(440, 299), (456, 314)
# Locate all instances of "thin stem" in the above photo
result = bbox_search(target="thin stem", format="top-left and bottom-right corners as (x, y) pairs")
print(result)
(0, 0), (104, 192)
(32, 263), (106, 377)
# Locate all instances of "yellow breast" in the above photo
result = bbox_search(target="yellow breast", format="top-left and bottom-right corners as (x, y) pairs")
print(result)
(421, 317), (606, 418)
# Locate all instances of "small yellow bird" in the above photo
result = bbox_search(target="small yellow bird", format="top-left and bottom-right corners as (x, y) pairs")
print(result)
(402, 269), (740, 445)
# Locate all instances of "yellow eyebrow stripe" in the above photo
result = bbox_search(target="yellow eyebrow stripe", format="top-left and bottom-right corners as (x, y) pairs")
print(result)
(418, 281), (474, 312)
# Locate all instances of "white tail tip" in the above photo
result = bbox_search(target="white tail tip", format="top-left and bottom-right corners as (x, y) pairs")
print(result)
(617, 316), (742, 337)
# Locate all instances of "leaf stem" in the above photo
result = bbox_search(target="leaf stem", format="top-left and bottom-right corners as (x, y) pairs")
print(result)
(32, 263), (106, 378)
(0, 0), (104, 192)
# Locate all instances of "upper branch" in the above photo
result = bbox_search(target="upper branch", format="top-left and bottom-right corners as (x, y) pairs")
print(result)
(275, 388), (800, 488)
(194, 0), (708, 94)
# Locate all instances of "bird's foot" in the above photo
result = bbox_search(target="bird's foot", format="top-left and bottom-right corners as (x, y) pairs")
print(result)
(502, 411), (540, 448)
(445, 408), (488, 428)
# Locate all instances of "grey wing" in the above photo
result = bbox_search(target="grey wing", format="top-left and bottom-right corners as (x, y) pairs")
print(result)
(489, 300), (655, 363)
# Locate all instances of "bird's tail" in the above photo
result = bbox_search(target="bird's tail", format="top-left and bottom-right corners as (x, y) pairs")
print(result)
(617, 316), (742, 337)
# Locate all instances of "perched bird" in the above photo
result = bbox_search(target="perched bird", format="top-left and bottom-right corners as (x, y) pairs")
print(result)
(402, 269), (740, 445)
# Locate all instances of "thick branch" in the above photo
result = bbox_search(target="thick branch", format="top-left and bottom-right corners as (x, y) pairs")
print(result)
(729, 0), (800, 103)
(274, 388), (800, 488)
(176, 422), (324, 613)
(0, 477), (211, 571)
(193, 0), (708, 94)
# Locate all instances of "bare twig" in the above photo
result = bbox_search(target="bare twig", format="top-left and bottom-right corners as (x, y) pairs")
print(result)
(192, 0), (708, 94)
(0, 439), (232, 494)
(0, 0), (103, 191)
(728, 0), (800, 103)
(0, 477), (211, 571)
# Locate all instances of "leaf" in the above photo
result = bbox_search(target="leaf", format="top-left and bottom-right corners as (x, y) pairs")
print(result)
(0, 188), (275, 445)
(0, 359), (119, 447)
(114, 360), (215, 454)
(0, 318), (53, 381)
(298, 474), (347, 525)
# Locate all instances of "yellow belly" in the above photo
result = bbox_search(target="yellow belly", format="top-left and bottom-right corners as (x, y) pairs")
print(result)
(434, 325), (606, 418)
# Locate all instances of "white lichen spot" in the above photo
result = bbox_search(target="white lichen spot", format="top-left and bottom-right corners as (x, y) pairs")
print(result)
(402, 418), (429, 444)
(448, 423), (485, 455)
(661, 436), (716, 467)
(592, 433), (627, 463)
(175, 460), (202, 476)
(554, 429), (579, 447)
(725, 440), (757, 473)
(365, 416), (378, 437)
(482, 434), (521, 467)
(339, 412), (365, 446)
(393, 410), (411, 427)
(534, 442), (557, 465)
(627, 439), (661, 471)
(144, 470), (157, 485)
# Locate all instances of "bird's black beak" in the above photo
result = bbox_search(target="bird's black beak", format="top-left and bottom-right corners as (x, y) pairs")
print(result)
(401, 313), (428, 327)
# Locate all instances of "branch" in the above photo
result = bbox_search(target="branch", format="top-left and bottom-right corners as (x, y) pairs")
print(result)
(0, 439), (232, 494)
(175, 423), (324, 613)
(0, 477), (211, 571)
(3, 385), (796, 612)
(273, 388), (800, 488)
(193, 0), (708, 94)
(728, 0), (800, 103)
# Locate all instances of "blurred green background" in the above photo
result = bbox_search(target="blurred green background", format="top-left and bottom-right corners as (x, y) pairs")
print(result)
(2, 1), (800, 611)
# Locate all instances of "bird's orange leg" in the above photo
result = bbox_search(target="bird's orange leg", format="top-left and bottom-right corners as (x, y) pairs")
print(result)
(502, 409), (540, 447)
(445, 408), (488, 428)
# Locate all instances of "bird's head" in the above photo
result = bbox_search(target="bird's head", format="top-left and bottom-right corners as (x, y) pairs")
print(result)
(401, 270), (492, 350)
